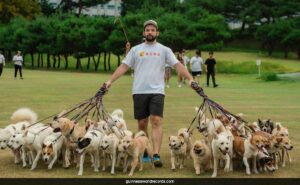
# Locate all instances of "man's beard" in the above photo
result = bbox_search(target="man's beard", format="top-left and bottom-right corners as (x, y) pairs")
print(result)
(145, 34), (156, 42)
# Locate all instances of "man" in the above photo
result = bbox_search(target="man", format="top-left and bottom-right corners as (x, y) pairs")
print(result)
(0, 51), (5, 77)
(205, 51), (218, 88)
(104, 20), (195, 167)
(190, 50), (203, 84)
(13, 51), (24, 79)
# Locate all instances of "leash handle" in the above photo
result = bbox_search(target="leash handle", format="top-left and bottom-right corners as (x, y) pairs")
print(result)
(191, 81), (207, 98)
(95, 83), (108, 97)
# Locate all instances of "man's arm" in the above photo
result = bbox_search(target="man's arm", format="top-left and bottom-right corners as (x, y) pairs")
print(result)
(174, 63), (193, 85)
(105, 63), (129, 88)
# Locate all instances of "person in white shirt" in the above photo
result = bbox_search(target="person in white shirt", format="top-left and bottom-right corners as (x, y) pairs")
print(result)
(0, 51), (5, 77)
(190, 50), (203, 84)
(13, 51), (23, 79)
(104, 20), (196, 167)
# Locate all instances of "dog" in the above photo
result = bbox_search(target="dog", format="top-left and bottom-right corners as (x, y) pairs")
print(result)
(100, 133), (120, 174)
(120, 131), (154, 176)
(258, 119), (274, 134)
(9, 124), (54, 170)
(233, 132), (265, 175)
(190, 140), (211, 175)
(271, 122), (293, 167)
(76, 129), (103, 175)
(1, 108), (37, 163)
(257, 147), (275, 173)
(211, 131), (233, 177)
(177, 128), (193, 158)
(51, 117), (89, 167)
(42, 132), (65, 169)
(168, 135), (187, 170)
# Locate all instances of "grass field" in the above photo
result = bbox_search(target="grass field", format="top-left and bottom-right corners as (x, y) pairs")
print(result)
(0, 62), (299, 178)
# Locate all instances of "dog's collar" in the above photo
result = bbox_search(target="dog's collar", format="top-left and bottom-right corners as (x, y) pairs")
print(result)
(52, 134), (63, 144)
(101, 145), (109, 150)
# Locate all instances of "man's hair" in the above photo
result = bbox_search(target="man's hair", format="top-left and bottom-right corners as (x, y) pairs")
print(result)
(209, 51), (214, 55)
(196, 50), (201, 55)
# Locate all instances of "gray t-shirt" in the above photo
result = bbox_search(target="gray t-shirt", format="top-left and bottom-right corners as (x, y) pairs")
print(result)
(122, 42), (178, 94)
(190, 56), (203, 72)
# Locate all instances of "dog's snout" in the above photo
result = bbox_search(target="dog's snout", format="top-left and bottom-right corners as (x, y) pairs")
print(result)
(225, 147), (229, 151)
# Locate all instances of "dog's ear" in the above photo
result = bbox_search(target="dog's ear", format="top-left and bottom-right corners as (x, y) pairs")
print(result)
(49, 143), (53, 148)
(132, 133), (135, 138)
(168, 136), (171, 141)
(21, 124), (26, 130)
(42, 144), (46, 148)
(53, 127), (61, 133)
(12, 125), (16, 131)
(178, 133), (184, 138)
(276, 123), (281, 131)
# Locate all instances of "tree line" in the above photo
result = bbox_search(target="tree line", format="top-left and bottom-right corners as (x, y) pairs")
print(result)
(0, 0), (299, 72)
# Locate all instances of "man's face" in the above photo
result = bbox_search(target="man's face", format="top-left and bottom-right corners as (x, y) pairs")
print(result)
(143, 25), (159, 42)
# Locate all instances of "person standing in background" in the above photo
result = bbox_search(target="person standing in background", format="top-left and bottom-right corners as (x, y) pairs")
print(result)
(205, 51), (218, 88)
(190, 50), (203, 84)
(0, 51), (5, 77)
(13, 51), (24, 79)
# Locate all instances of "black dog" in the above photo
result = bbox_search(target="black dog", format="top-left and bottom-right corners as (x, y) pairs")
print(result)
(258, 119), (274, 134)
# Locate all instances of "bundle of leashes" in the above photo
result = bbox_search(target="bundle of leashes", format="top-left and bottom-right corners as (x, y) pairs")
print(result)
(27, 83), (112, 128)
(187, 81), (250, 133)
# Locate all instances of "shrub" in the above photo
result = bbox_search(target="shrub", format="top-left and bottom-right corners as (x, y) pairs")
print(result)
(260, 72), (279, 81)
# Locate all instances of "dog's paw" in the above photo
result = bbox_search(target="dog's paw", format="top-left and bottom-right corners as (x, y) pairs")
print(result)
(196, 171), (200, 175)
(179, 165), (184, 169)
(171, 168), (176, 171)
(48, 165), (53, 170)
(211, 173), (217, 178)
(246, 170), (251, 175)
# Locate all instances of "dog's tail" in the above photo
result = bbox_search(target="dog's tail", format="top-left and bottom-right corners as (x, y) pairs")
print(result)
(134, 130), (147, 138)
(111, 109), (124, 119)
(10, 108), (38, 124)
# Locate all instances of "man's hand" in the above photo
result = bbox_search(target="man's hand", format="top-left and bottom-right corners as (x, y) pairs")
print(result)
(105, 80), (112, 89)
(190, 81), (207, 98)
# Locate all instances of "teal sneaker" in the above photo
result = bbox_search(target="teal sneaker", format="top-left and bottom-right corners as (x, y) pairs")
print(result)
(142, 151), (151, 163)
(153, 154), (163, 167)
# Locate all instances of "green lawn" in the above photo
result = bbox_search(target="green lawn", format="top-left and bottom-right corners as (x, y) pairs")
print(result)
(0, 66), (299, 178)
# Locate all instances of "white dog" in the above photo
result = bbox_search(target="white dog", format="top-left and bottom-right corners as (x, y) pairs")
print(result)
(1, 108), (37, 163)
(211, 132), (233, 177)
(9, 124), (53, 170)
(100, 133), (120, 174)
(77, 129), (103, 176)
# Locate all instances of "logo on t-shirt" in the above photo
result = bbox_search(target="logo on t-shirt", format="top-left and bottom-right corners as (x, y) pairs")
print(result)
(139, 51), (145, 57)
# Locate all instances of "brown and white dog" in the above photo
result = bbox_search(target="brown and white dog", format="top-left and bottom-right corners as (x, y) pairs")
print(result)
(120, 131), (154, 176)
(42, 132), (65, 169)
(233, 132), (265, 175)
(190, 140), (211, 175)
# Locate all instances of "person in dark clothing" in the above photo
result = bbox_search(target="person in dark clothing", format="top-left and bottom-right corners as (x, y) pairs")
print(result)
(205, 51), (218, 88)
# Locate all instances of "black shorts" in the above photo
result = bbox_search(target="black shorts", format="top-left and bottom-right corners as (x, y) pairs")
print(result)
(192, 71), (202, 77)
(133, 94), (165, 120)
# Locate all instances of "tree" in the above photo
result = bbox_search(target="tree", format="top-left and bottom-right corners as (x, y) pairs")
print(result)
(57, 0), (110, 15)
(0, 0), (41, 23)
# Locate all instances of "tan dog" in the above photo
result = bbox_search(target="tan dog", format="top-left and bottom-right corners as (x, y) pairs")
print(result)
(177, 128), (192, 158)
(271, 122), (292, 167)
(233, 133), (265, 175)
(120, 131), (154, 176)
(51, 117), (88, 167)
(190, 140), (211, 175)
(169, 135), (187, 170)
